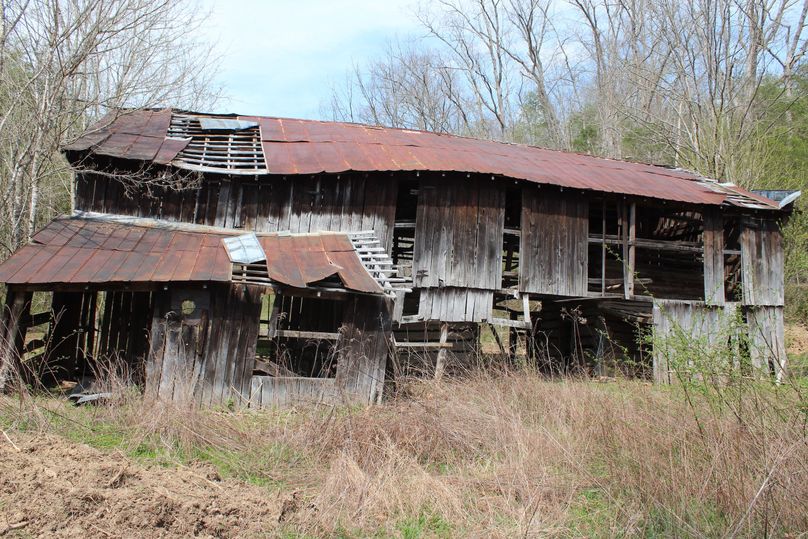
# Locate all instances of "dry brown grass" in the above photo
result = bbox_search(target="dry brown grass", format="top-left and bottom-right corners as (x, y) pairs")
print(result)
(1, 365), (807, 537)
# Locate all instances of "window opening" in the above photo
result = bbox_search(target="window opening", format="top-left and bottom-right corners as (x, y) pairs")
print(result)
(502, 185), (521, 288)
(254, 292), (342, 378)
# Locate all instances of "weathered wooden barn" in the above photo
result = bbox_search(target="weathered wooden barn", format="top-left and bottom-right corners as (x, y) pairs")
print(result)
(0, 109), (799, 406)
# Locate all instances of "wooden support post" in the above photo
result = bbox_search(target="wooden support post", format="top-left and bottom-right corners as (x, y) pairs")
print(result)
(522, 294), (532, 326)
(601, 200), (606, 296)
(623, 202), (636, 299)
(522, 294), (535, 362)
(0, 287), (33, 391)
(267, 292), (281, 338)
(434, 322), (449, 380)
(489, 322), (507, 355)
(594, 315), (607, 376)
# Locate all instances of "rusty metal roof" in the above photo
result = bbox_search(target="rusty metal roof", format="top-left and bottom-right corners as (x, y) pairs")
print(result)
(63, 109), (780, 209)
(0, 216), (383, 294)
(259, 234), (381, 293)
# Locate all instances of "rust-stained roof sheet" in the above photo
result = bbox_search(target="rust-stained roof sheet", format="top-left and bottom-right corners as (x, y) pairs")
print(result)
(64, 109), (189, 165)
(63, 109), (781, 209)
(0, 217), (383, 294)
(259, 234), (381, 294)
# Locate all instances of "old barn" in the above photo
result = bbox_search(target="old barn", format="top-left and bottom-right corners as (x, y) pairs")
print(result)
(0, 109), (799, 406)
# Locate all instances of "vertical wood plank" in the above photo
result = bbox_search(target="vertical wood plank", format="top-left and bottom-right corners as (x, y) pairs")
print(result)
(0, 288), (32, 390)
(703, 209), (725, 305)
(434, 322), (449, 380)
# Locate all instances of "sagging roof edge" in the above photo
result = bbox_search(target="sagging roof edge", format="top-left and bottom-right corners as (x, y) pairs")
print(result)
(62, 108), (783, 211)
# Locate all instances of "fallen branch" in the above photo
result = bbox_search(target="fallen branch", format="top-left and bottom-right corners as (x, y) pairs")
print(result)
(1, 430), (19, 452)
(0, 521), (29, 536)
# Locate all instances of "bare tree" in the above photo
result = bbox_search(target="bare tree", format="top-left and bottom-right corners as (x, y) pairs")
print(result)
(504, 0), (566, 148)
(416, 0), (518, 140)
(0, 0), (220, 256)
(619, 0), (808, 184)
(327, 41), (473, 134)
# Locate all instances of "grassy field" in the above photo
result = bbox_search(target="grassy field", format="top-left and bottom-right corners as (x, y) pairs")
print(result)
(1, 364), (806, 538)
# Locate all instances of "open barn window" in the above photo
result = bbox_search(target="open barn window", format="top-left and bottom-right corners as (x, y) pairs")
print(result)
(723, 216), (743, 302)
(502, 185), (521, 288)
(633, 206), (705, 300)
(392, 178), (419, 317)
(588, 199), (706, 300)
(253, 291), (343, 378)
(588, 199), (625, 295)
(392, 178), (418, 278)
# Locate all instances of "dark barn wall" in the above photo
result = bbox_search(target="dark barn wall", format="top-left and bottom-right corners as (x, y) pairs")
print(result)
(76, 172), (399, 251)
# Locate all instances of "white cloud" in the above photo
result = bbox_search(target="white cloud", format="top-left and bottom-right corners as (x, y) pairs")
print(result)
(199, 0), (422, 118)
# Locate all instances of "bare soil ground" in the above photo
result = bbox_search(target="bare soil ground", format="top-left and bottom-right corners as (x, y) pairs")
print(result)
(0, 433), (280, 538)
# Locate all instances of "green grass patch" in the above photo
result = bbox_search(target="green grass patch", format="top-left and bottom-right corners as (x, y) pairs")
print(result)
(394, 511), (453, 539)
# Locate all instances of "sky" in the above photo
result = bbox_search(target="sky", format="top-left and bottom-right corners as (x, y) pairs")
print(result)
(200, 0), (423, 120)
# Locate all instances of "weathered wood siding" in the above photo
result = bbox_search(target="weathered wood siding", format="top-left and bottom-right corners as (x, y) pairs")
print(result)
(0, 287), (32, 388)
(413, 176), (505, 289)
(146, 284), (263, 405)
(702, 209), (725, 305)
(746, 305), (786, 381)
(249, 376), (339, 407)
(337, 295), (392, 404)
(76, 173), (399, 250)
(651, 300), (739, 383)
(741, 217), (784, 306)
(95, 291), (153, 378)
(417, 287), (493, 322)
(249, 295), (392, 407)
(146, 285), (391, 407)
(520, 188), (588, 296)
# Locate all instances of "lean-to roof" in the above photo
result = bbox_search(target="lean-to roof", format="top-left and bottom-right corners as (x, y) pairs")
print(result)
(0, 214), (383, 294)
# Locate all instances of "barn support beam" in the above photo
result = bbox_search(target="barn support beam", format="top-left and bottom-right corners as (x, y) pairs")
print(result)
(434, 321), (449, 379)
(0, 287), (33, 391)
(622, 201), (636, 299)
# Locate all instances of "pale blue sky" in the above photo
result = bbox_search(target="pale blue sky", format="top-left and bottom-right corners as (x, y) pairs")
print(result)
(201, 0), (422, 119)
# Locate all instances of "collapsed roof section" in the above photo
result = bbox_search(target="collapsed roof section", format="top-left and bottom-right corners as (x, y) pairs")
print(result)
(0, 214), (386, 295)
(63, 108), (782, 210)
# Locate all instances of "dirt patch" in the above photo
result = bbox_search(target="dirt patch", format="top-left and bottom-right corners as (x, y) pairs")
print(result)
(0, 433), (281, 538)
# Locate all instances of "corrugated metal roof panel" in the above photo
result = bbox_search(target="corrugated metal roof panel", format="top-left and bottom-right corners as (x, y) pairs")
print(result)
(63, 109), (783, 209)
(0, 217), (384, 295)
(257, 234), (382, 294)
